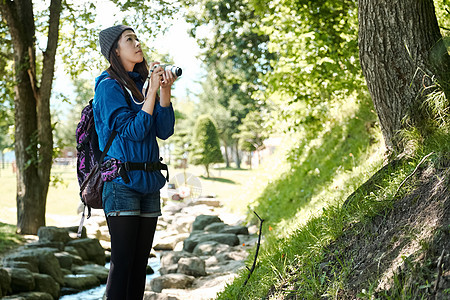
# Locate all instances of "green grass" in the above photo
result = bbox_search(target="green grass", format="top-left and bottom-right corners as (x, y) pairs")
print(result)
(0, 222), (25, 255)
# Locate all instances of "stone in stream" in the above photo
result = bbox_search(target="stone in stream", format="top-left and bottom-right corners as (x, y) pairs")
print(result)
(191, 215), (222, 231)
(149, 273), (195, 293)
(33, 273), (60, 299)
(176, 257), (206, 277)
(2, 291), (53, 300)
(183, 233), (240, 252)
(4, 267), (35, 293)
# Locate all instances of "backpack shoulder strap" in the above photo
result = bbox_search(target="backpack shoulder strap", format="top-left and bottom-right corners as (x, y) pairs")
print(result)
(99, 131), (117, 164)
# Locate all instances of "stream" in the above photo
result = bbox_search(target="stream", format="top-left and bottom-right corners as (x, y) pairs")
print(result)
(60, 253), (162, 300)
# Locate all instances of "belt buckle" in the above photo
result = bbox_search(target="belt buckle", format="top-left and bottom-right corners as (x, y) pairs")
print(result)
(144, 162), (148, 172)
(124, 162), (131, 172)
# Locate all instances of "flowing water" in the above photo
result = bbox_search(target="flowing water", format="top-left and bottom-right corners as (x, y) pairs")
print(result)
(60, 252), (161, 300)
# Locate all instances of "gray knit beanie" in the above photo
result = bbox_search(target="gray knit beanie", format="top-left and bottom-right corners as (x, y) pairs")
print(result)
(99, 25), (134, 62)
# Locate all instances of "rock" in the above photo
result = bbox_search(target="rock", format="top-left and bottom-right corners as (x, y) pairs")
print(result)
(192, 241), (230, 256)
(72, 264), (109, 283)
(2, 261), (39, 273)
(63, 274), (100, 291)
(159, 264), (178, 275)
(183, 233), (240, 252)
(5, 268), (35, 293)
(32, 248), (64, 286)
(2, 251), (40, 273)
(191, 215), (222, 231)
(24, 241), (65, 251)
(65, 226), (87, 239)
(204, 222), (228, 233)
(216, 250), (249, 262)
(66, 238), (105, 265)
(146, 265), (155, 275)
(177, 257), (206, 277)
(33, 273), (60, 299)
(153, 233), (190, 251)
(2, 292), (53, 300)
(219, 225), (249, 235)
(37, 226), (71, 244)
(149, 274), (195, 293)
(191, 198), (221, 207)
(54, 252), (73, 270)
(143, 291), (180, 300)
(0, 267), (11, 297)
(160, 251), (194, 268)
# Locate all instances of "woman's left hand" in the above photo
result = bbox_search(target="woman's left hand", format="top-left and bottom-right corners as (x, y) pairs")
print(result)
(160, 69), (176, 89)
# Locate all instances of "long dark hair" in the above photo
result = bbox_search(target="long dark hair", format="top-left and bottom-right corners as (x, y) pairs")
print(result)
(107, 38), (149, 102)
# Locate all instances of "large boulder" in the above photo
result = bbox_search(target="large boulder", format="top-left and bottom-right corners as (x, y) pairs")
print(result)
(149, 274), (195, 293)
(66, 238), (105, 265)
(219, 225), (249, 235)
(1, 261), (38, 273)
(191, 215), (222, 231)
(2, 251), (40, 273)
(204, 222), (227, 233)
(31, 248), (64, 286)
(37, 226), (71, 244)
(153, 233), (190, 251)
(183, 233), (240, 252)
(33, 273), (60, 299)
(2, 292), (53, 300)
(0, 267), (11, 297)
(143, 291), (179, 300)
(192, 241), (230, 256)
(177, 257), (206, 277)
(72, 264), (109, 283)
(5, 268), (35, 293)
(63, 274), (100, 291)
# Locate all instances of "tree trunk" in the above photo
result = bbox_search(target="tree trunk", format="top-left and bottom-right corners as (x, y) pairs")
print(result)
(358, 0), (450, 153)
(0, 0), (61, 234)
(222, 139), (230, 168)
(234, 142), (241, 169)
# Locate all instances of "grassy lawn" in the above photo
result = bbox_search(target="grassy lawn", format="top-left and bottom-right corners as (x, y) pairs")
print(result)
(0, 161), (263, 227)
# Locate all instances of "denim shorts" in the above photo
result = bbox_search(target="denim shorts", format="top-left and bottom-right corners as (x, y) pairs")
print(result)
(102, 181), (162, 217)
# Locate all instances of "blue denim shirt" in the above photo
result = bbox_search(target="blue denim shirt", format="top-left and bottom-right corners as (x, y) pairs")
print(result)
(93, 70), (175, 193)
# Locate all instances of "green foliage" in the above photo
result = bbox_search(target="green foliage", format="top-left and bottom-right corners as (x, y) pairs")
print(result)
(189, 114), (224, 177)
(0, 222), (25, 254)
(235, 110), (268, 153)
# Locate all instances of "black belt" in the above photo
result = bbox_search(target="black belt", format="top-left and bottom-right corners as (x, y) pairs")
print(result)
(117, 160), (169, 184)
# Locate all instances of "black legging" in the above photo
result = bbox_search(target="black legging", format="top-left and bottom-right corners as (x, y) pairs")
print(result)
(105, 216), (158, 300)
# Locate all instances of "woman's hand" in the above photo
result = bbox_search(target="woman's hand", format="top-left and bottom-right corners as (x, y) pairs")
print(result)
(148, 62), (164, 92)
(160, 69), (176, 90)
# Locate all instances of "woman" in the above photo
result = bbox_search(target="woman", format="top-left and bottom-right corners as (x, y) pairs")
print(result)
(94, 24), (176, 299)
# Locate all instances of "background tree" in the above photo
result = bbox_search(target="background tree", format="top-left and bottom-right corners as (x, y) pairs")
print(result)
(234, 110), (268, 169)
(358, 0), (450, 153)
(190, 115), (224, 177)
(0, 0), (62, 234)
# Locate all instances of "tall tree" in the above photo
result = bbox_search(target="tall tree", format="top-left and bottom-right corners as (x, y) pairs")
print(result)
(358, 0), (450, 152)
(0, 0), (62, 234)
(0, 0), (178, 234)
(190, 115), (224, 177)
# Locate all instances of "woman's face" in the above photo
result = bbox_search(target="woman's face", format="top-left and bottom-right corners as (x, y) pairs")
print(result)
(115, 29), (143, 71)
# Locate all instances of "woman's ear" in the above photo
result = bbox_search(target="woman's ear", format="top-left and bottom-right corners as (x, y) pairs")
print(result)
(115, 48), (120, 57)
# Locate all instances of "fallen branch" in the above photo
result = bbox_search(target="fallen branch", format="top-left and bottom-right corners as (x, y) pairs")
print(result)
(243, 211), (264, 287)
(394, 152), (434, 197)
(434, 249), (445, 298)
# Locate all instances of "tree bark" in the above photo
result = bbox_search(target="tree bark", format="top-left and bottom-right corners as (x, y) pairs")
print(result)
(0, 0), (61, 234)
(358, 0), (450, 153)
